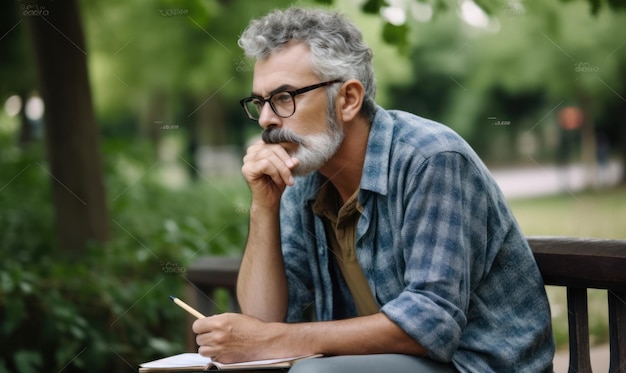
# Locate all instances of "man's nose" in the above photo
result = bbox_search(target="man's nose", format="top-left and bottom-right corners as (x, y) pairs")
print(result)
(257, 101), (281, 130)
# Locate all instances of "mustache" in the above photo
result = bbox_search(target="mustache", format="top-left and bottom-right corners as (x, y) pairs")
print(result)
(261, 127), (304, 145)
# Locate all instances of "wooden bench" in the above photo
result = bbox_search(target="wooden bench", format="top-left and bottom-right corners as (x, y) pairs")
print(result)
(529, 237), (626, 372)
(185, 236), (626, 373)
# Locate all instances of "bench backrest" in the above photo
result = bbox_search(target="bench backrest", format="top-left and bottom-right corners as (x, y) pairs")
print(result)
(186, 236), (626, 372)
(529, 237), (626, 373)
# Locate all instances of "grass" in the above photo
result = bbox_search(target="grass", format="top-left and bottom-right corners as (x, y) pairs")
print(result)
(508, 186), (626, 349)
(508, 187), (626, 239)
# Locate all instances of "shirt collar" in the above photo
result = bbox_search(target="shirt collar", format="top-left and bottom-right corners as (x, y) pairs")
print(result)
(359, 106), (391, 196)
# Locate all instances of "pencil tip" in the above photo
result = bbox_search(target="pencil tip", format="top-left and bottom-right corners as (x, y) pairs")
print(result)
(169, 295), (176, 301)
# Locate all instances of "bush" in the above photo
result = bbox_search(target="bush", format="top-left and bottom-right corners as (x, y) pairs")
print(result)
(0, 137), (249, 372)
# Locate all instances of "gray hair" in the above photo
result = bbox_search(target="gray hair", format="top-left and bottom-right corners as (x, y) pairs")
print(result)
(238, 7), (377, 122)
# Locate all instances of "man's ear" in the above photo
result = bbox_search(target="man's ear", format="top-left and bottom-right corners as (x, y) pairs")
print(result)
(338, 79), (365, 122)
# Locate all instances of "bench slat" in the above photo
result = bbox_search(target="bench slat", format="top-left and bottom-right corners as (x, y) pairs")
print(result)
(609, 289), (626, 373)
(567, 287), (592, 373)
(186, 256), (240, 289)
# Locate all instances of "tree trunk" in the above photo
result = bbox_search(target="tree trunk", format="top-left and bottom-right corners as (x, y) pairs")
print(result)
(141, 91), (167, 161)
(17, 92), (35, 148)
(577, 92), (597, 188)
(26, 0), (109, 254)
(617, 111), (626, 185)
(618, 71), (626, 186)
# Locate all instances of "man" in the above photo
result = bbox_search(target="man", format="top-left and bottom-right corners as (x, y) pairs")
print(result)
(193, 7), (555, 373)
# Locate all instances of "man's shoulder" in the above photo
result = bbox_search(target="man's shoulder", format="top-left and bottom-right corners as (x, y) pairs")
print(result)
(375, 108), (475, 159)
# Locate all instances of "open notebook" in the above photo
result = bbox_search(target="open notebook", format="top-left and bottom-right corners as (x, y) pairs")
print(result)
(139, 353), (321, 371)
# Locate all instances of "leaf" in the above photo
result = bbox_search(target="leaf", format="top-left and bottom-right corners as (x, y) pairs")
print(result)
(13, 351), (42, 373)
(607, 0), (626, 11)
(362, 0), (388, 15)
(0, 359), (11, 373)
(149, 337), (176, 354)
(381, 22), (409, 48)
(0, 271), (14, 293)
(1, 297), (26, 335)
(590, 0), (601, 14)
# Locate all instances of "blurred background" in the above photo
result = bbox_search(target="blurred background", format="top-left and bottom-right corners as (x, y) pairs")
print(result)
(0, 0), (624, 371)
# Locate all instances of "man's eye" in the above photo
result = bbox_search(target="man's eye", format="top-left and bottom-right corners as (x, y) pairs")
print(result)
(273, 93), (292, 104)
(251, 99), (264, 109)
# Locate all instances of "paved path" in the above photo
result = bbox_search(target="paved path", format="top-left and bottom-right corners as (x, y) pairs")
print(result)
(553, 343), (610, 372)
(490, 160), (623, 199)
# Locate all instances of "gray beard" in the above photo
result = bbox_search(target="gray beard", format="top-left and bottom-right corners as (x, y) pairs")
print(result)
(260, 119), (344, 176)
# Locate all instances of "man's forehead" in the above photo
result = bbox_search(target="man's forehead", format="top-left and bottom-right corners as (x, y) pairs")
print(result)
(251, 42), (316, 95)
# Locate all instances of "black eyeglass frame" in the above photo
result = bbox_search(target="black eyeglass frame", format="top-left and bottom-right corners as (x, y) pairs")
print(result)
(239, 80), (343, 121)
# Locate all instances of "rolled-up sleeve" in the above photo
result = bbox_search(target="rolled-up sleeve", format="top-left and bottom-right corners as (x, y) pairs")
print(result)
(381, 151), (491, 362)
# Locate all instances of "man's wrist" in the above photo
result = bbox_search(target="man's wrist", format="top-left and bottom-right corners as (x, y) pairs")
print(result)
(266, 321), (322, 358)
(249, 200), (281, 216)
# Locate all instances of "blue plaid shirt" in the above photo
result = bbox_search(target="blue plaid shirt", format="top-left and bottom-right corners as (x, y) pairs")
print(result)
(279, 107), (555, 372)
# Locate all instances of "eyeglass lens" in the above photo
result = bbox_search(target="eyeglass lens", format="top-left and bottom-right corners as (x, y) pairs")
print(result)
(245, 92), (294, 120)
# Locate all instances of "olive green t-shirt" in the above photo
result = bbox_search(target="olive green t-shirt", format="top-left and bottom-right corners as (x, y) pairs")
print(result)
(313, 183), (379, 316)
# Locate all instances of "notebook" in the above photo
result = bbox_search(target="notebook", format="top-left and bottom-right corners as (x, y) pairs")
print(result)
(139, 353), (321, 371)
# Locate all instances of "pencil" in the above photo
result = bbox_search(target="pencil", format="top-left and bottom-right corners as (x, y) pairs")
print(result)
(169, 295), (206, 319)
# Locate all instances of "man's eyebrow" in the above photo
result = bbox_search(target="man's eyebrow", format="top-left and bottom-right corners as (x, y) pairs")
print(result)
(251, 84), (295, 97)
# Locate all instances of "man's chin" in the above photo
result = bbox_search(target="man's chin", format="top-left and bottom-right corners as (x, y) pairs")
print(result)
(290, 155), (327, 177)
(291, 164), (318, 177)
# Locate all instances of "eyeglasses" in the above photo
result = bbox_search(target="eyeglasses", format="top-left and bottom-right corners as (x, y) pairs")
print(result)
(240, 80), (342, 121)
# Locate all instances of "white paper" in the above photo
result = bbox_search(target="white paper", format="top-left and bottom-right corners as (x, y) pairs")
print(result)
(140, 353), (213, 368)
(140, 352), (316, 369)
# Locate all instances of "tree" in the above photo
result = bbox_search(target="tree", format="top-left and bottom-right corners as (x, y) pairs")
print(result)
(0, 4), (38, 147)
(25, 0), (109, 254)
(81, 0), (295, 179)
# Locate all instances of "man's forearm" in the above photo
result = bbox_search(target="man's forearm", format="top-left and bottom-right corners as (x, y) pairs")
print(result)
(269, 313), (428, 358)
(237, 204), (288, 322)
(193, 311), (427, 364)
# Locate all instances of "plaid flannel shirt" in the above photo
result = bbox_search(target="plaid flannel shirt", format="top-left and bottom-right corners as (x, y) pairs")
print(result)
(279, 107), (555, 372)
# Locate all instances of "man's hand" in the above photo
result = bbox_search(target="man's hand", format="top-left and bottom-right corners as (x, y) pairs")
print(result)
(241, 139), (299, 209)
(192, 313), (285, 363)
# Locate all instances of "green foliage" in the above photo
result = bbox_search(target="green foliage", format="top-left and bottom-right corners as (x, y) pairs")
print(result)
(384, 0), (626, 167)
(381, 22), (409, 50)
(328, 0), (626, 18)
(0, 134), (250, 372)
(0, 1), (37, 97)
(361, 0), (388, 14)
